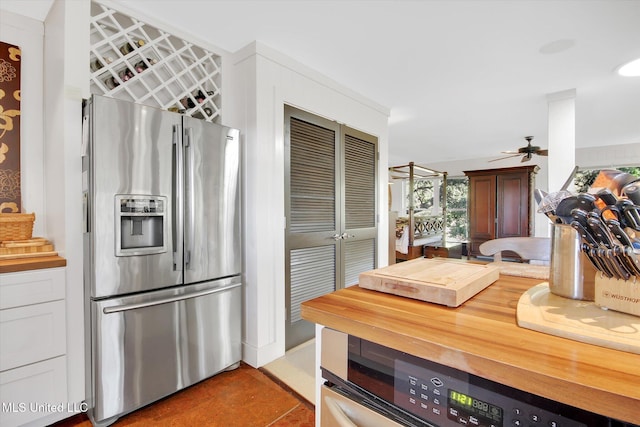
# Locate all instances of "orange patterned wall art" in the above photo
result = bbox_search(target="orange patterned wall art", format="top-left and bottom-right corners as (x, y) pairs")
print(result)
(0, 41), (21, 213)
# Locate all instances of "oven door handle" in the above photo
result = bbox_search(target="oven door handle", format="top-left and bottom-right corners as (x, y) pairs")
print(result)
(324, 395), (359, 427)
(103, 283), (241, 314)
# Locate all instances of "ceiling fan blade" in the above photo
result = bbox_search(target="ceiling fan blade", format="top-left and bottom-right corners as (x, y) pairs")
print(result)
(501, 150), (520, 154)
(489, 154), (521, 162)
(536, 149), (549, 156)
(521, 155), (532, 163)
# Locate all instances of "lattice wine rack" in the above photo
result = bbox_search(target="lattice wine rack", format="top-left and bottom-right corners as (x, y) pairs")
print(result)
(89, 1), (222, 122)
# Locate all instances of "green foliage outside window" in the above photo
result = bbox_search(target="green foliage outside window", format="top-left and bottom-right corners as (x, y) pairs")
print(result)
(407, 179), (435, 211)
(446, 178), (468, 241)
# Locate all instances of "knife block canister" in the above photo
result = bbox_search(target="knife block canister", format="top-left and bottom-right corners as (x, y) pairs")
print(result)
(595, 275), (640, 317)
(549, 224), (596, 301)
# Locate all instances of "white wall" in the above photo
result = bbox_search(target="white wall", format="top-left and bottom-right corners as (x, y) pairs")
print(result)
(229, 42), (390, 367)
(576, 142), (640, 169)
(44, 0), (90, 407)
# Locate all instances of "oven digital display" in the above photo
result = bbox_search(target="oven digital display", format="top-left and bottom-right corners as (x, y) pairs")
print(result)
(448, 389), (503, 426)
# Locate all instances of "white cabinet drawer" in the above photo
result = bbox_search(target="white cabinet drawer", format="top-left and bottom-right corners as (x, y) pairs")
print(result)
(0, 356), (67, 427)
(0, 300), (66, 371)
(0, 268), (65, 309)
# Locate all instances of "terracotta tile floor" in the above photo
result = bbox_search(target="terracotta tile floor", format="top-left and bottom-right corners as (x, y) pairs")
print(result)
(51, 363), (314, 427)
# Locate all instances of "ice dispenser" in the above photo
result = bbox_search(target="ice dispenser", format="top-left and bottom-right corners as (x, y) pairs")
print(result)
(115, 195), (167, 256)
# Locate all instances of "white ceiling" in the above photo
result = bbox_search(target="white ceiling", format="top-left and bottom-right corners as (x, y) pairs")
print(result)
(4, 0), (640, 166)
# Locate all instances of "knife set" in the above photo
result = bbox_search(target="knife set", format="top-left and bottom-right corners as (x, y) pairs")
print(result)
(541, 169), (640, 316)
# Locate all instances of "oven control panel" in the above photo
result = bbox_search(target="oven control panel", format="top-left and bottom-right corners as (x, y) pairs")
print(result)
(346, 335), (632, 427)
(394, 358), (585, 427)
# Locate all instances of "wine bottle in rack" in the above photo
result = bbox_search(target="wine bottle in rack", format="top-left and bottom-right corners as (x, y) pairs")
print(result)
(91, 56), (113, 71)
(103, 67), (134, 89)
(119, 67), (135, 82)
(134, 58), (158, 73)
(180, 95), (196, 109)
(119, 39), (146, 55)
(179, 89), (209, 110)
(194, 90), (206, 103)
(192, 107), (213, 120)
(104, 75), (119, 90)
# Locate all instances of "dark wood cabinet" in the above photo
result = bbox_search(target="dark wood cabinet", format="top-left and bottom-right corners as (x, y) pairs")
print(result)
(464, 166), (538, 257)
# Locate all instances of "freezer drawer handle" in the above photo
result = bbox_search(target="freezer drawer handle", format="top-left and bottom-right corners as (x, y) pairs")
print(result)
(102, 282), (241, 314)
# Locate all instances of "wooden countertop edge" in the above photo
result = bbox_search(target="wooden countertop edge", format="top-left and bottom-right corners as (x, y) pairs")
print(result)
(301, 298), (640, 423)
(0, 255), (67, 273)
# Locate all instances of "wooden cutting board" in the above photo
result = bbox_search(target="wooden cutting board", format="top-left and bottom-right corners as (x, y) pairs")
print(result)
(517, 283), (640, 354)
(0, 237), (48, 246)
(359, 258), (500, 307)
(0, 238), (57, 259)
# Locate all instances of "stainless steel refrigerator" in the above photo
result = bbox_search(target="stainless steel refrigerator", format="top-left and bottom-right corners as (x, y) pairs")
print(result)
(82, 95), (242, 426)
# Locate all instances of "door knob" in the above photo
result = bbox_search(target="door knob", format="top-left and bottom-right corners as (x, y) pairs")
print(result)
(332, 233), (355, 240)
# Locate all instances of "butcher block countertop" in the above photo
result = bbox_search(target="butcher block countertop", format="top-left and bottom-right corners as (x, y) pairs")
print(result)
(301, 274), (640, 423)
(0, 255), (66, 273)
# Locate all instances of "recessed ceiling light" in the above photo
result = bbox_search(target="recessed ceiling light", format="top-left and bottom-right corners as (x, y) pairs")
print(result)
(618, 58), (640, 77)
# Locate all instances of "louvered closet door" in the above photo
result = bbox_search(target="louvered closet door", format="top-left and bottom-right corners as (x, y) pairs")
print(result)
(285, 108), (340, 349)
(342, 127), (377, 287)
(285, 107), (378, 349)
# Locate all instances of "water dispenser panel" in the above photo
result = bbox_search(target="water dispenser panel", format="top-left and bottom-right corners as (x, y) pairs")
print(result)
(115, 195), (167, 256)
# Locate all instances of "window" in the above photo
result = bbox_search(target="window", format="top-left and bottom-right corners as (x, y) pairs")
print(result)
(401, 175), (468, 241)
(404, 178), (438, 215)
(445, 177), (468, 241)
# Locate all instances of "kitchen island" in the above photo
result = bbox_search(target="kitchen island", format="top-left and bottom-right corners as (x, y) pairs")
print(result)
(301, 274), (640, 424)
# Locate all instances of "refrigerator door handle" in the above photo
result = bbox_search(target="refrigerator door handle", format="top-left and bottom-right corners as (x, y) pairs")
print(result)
(184, 127), (195, 269)
(173, 124), (184, 271)
(102, 282), (242, 314)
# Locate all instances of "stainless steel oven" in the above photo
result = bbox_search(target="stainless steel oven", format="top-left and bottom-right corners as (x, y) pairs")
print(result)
(320, 328), (638, 427)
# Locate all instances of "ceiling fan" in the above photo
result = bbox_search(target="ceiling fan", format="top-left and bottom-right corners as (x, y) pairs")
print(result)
(489, 136), (548, 163)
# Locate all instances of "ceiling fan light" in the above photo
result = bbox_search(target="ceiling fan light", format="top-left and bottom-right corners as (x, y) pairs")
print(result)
(617, 58), (640, 77)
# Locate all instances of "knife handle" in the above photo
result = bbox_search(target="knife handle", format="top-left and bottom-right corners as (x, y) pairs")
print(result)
(622, 205), (640, 231)
(570, 220), (599, 247)
(622, 182), (640, 205)
(571, 208), (590, 227)
(586, 246), (614, 278)
(599, 247), (631, 280)
(576, 193), (597, 212)
(600, 205), (622, 222)
(605, 219), (633, 247)
(587, 217), (615, 248)
(596, 188), (618, 206)
(622, 247), (640, 277)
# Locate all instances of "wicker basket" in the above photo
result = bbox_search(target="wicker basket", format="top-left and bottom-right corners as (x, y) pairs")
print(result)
(0, 213), (35, 241)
